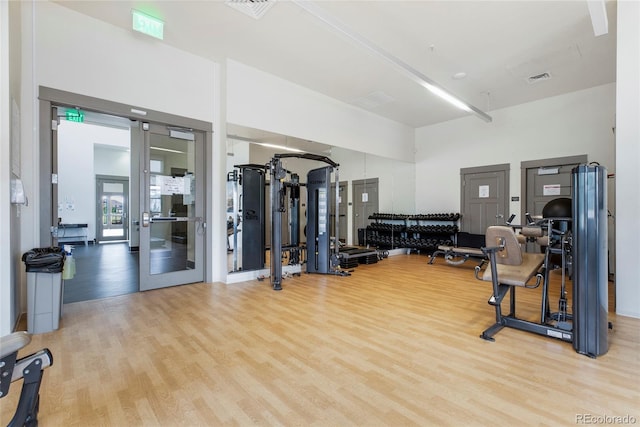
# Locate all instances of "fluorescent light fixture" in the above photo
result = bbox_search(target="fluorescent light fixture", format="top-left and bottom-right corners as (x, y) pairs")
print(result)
(228, 135), (306, 153)
(257, 143), (304, 153)
(151, 146), (183, 154)
(423, 84), (471, 112)
(587, 0), (608, 36)
(132, 10), (164, 40)
(292, 0), (491, 122)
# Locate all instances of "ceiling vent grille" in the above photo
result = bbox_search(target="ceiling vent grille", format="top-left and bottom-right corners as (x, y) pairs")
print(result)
(527, 72), (552, 84)
(225, 0), (276, 20)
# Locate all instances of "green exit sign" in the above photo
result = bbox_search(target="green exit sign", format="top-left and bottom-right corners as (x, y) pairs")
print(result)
(132, 10), (164, 40)
(66, 109), (84, 123)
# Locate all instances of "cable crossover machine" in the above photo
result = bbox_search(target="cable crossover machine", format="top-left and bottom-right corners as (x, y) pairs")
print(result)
(269, 153), (346, 290)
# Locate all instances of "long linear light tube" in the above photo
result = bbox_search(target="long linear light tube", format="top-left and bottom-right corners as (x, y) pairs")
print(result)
(292, 0), (492, 123)
(587, 0), (608, 36)
(227, 135), (305, 153)
(151, 146), (183, 154)
(257, 143), (304, 153)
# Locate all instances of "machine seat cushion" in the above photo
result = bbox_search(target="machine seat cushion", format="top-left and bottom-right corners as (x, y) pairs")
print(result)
(482, 253), (545, 286)
(0, 331), (31, 358)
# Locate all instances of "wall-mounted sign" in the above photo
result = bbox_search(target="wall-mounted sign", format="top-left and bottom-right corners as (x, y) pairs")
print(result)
(479, 185), (490, 198)
(543, 184), (561, 196)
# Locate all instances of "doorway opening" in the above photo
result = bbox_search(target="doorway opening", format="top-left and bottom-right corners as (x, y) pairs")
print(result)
(352, 178), (379, 246)
(96, 176), (129, 243)
(40, 87), (210, 304)
(56, 109), (137, 303)
(520, 155), (586, 253)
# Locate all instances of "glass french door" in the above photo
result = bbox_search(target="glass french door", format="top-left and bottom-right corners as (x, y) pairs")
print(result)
(139, 122), (205, 291)
(96, 177), (129, 242)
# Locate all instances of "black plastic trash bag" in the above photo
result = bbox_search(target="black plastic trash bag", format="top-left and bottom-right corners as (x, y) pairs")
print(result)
(22, 247), (66, 273)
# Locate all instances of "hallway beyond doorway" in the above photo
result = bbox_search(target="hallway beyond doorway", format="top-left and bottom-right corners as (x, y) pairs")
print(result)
(63, 242), (138, 304)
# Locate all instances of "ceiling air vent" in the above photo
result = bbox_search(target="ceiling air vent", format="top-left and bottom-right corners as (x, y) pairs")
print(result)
(527, 72), (552, 84)
(225, 0), (276, 20)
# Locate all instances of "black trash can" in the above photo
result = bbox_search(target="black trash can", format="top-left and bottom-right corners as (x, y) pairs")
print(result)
(22, 247), (66, 334)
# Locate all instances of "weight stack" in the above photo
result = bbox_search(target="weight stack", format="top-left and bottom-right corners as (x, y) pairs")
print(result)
(359, 254), (379, 265)
(572, 164), (608, 358)
(340, 258), (359, 269)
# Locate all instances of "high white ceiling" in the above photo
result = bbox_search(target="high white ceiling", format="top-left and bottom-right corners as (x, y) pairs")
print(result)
(54, 0), (617, 128)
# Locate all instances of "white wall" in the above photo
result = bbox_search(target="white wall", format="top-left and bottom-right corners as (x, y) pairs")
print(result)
(36, 3), (215, 124)
(23, 0), (217, 250)
(1, 0), (13, 334)
(415, 83), (616, 214)
(16, 0), (218, 272)
(226, 60), (416, 163)
(615, 0), (640, 318)
(94, 146), (130, 177)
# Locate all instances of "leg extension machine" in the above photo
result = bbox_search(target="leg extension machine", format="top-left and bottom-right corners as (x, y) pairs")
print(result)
(477, 226), (573, 343)
(0, 332), (53, 427)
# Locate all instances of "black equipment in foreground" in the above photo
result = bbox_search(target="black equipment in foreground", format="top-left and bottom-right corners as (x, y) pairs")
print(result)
(572, 164), (609, 357)
(227, 165), (267, 273)
(476, 164), (609, 357)
(306, 166), (332, 274)
(0, 331), (53, 427)
(289, 173), (301, 247)
(239, 165), (266, 271)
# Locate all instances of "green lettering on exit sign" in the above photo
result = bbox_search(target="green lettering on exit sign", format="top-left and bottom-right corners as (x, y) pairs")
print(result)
(132, 10), (164, 40)
(66, 109), (84, 123)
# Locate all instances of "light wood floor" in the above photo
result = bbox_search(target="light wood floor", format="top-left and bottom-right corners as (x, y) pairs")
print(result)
(2, 254), (638, 426)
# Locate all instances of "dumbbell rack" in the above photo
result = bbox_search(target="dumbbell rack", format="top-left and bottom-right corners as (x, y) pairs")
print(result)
(406, 213), (460, 253)
(366, 213), (409, 249)
(365, 213), (460, 251)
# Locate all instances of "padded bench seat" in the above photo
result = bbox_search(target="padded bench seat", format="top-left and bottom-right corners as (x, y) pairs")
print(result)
(428, 232), (487, 267)
(436, 245), (485, 257)
(481, 252), (546, 286)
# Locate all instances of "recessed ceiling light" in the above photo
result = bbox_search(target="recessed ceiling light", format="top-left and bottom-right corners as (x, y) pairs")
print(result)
(452, 72), (467, 80)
